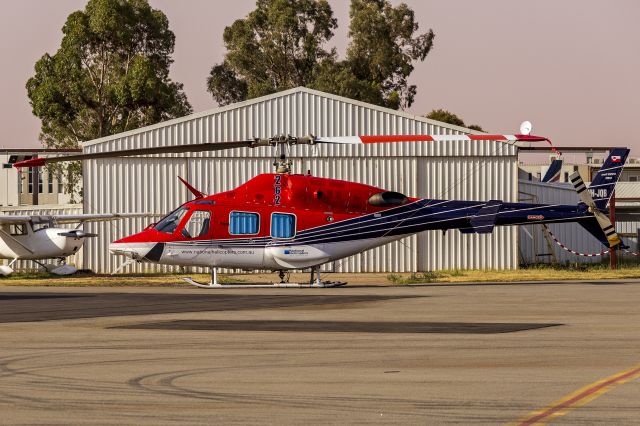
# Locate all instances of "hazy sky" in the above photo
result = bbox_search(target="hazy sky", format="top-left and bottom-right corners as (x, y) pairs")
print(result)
(1, 0), (638, 156)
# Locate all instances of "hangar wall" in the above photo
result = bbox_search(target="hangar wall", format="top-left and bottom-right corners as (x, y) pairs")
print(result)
(82, 87), (518, 273)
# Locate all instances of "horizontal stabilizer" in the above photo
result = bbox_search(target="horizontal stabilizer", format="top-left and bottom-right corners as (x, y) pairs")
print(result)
(469, 200), (502, 234)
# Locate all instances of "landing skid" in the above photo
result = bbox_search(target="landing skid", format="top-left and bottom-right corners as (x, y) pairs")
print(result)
(182, 266), (346, 289)
(182, 277), (346, 288)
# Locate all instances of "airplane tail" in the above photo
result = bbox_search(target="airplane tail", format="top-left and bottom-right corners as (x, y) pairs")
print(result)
(542, 159), (563, 183)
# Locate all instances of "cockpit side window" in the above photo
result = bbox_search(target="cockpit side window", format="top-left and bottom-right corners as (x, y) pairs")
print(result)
(32, 222), (52, 231)
(154, 207), (188, 234)
(181, 210), (211, 239)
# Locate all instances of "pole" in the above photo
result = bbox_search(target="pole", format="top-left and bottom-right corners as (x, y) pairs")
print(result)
(610, 190), (617, 270)
(32, 166), (39, 205)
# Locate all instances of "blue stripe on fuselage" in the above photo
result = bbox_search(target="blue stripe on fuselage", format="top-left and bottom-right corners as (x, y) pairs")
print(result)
(170, 199), (590, 247)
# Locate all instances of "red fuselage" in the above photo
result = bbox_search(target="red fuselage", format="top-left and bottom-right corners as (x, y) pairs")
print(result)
(115, 173), (412, 245)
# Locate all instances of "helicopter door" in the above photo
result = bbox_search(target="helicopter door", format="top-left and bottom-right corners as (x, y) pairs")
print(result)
(180, 210), (212, 239)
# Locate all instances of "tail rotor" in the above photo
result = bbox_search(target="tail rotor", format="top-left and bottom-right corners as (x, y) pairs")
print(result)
(569, 148), (630, 248)
(569, 171), (621, 247)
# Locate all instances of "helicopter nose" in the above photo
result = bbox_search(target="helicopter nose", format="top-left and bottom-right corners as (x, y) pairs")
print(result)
(109, 242), (154, 260)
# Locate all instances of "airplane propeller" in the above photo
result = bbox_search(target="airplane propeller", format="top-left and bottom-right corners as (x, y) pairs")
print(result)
(58, 230), (99, 239)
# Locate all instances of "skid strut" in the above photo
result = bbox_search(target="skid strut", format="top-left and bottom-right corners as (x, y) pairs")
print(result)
(182, 266), (346, 288)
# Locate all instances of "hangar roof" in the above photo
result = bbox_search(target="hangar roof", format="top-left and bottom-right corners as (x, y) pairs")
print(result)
(84, 87), (478, 147)
(81, 87), (516, 158)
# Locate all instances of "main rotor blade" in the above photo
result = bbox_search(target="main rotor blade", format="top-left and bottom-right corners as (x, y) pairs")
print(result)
(13, 140), (255, 168)
(314, 134), (550, 144)
(13, 132), (555, 169)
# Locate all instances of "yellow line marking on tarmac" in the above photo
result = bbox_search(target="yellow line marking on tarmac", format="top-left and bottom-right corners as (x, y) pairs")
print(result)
(513, 363), (640, 425)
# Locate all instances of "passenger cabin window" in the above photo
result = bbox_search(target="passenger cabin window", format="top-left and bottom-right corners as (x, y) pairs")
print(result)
(229, 211), (259, 235)
(271, 213), (296, 239)
(182, 210), (211, 238)
(155, 207), (188, 234)
(32, 222), (51, 231)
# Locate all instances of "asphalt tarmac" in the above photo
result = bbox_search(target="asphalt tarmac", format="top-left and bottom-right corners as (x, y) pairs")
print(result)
(0, 280), (639, 425)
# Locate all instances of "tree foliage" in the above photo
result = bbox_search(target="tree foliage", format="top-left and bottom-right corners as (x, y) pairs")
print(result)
(207, 0), (337, 105)
(27, 0), (191, 199)
(425, 109), (465, 127)
(425, 109), (484, 132)
(208, 0), (434, 110)
(340, 0), (434, 109)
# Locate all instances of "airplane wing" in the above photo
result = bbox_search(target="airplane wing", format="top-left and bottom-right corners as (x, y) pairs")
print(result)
(51, 213), (157, 224)
(0, 216), (33, 225)
(0, 213), (156, 226)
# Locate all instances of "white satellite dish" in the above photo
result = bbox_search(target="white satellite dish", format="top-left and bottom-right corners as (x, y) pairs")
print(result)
(520, 121), (533, 135)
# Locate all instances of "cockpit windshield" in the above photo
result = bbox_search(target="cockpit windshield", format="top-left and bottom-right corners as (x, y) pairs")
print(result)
(154, 207), (188, 234)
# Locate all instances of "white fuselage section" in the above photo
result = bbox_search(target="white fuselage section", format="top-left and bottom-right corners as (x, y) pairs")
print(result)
(110, 234), (406, 270)
(0, 227), (85, 260)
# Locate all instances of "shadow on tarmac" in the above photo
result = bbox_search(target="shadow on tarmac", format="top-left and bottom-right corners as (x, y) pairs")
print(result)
(0, 294), (87, 301)
(0, 292), (415, 323)
(112, 319), (562, 334)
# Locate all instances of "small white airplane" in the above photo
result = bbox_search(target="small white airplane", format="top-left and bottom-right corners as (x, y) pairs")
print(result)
(0, 213), (151, 276)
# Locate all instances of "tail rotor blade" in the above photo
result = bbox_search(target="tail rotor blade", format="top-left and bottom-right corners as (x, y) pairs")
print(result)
(569, 172), (593, 207)
(593, 210), (621, 248)
(569, 171), (621, 248)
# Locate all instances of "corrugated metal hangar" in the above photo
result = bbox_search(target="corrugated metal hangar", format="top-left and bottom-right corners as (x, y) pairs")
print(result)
(82, 87), (518, 273)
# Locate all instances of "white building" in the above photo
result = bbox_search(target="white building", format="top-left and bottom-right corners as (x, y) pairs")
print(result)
(0, 149), (78, 206)
(0, 153), (20, 206)
(81, 87), (519, 273)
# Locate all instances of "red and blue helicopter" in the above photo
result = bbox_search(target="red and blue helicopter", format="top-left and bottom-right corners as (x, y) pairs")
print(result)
(15, 126), (629, 287)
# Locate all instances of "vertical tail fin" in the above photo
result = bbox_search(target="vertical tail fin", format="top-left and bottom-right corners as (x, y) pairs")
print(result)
(542, 159), (563, 183)
(588, 148), (630, 210)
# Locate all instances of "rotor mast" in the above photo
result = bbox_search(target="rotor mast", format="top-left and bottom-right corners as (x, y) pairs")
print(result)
(252, 134), (315, 174)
